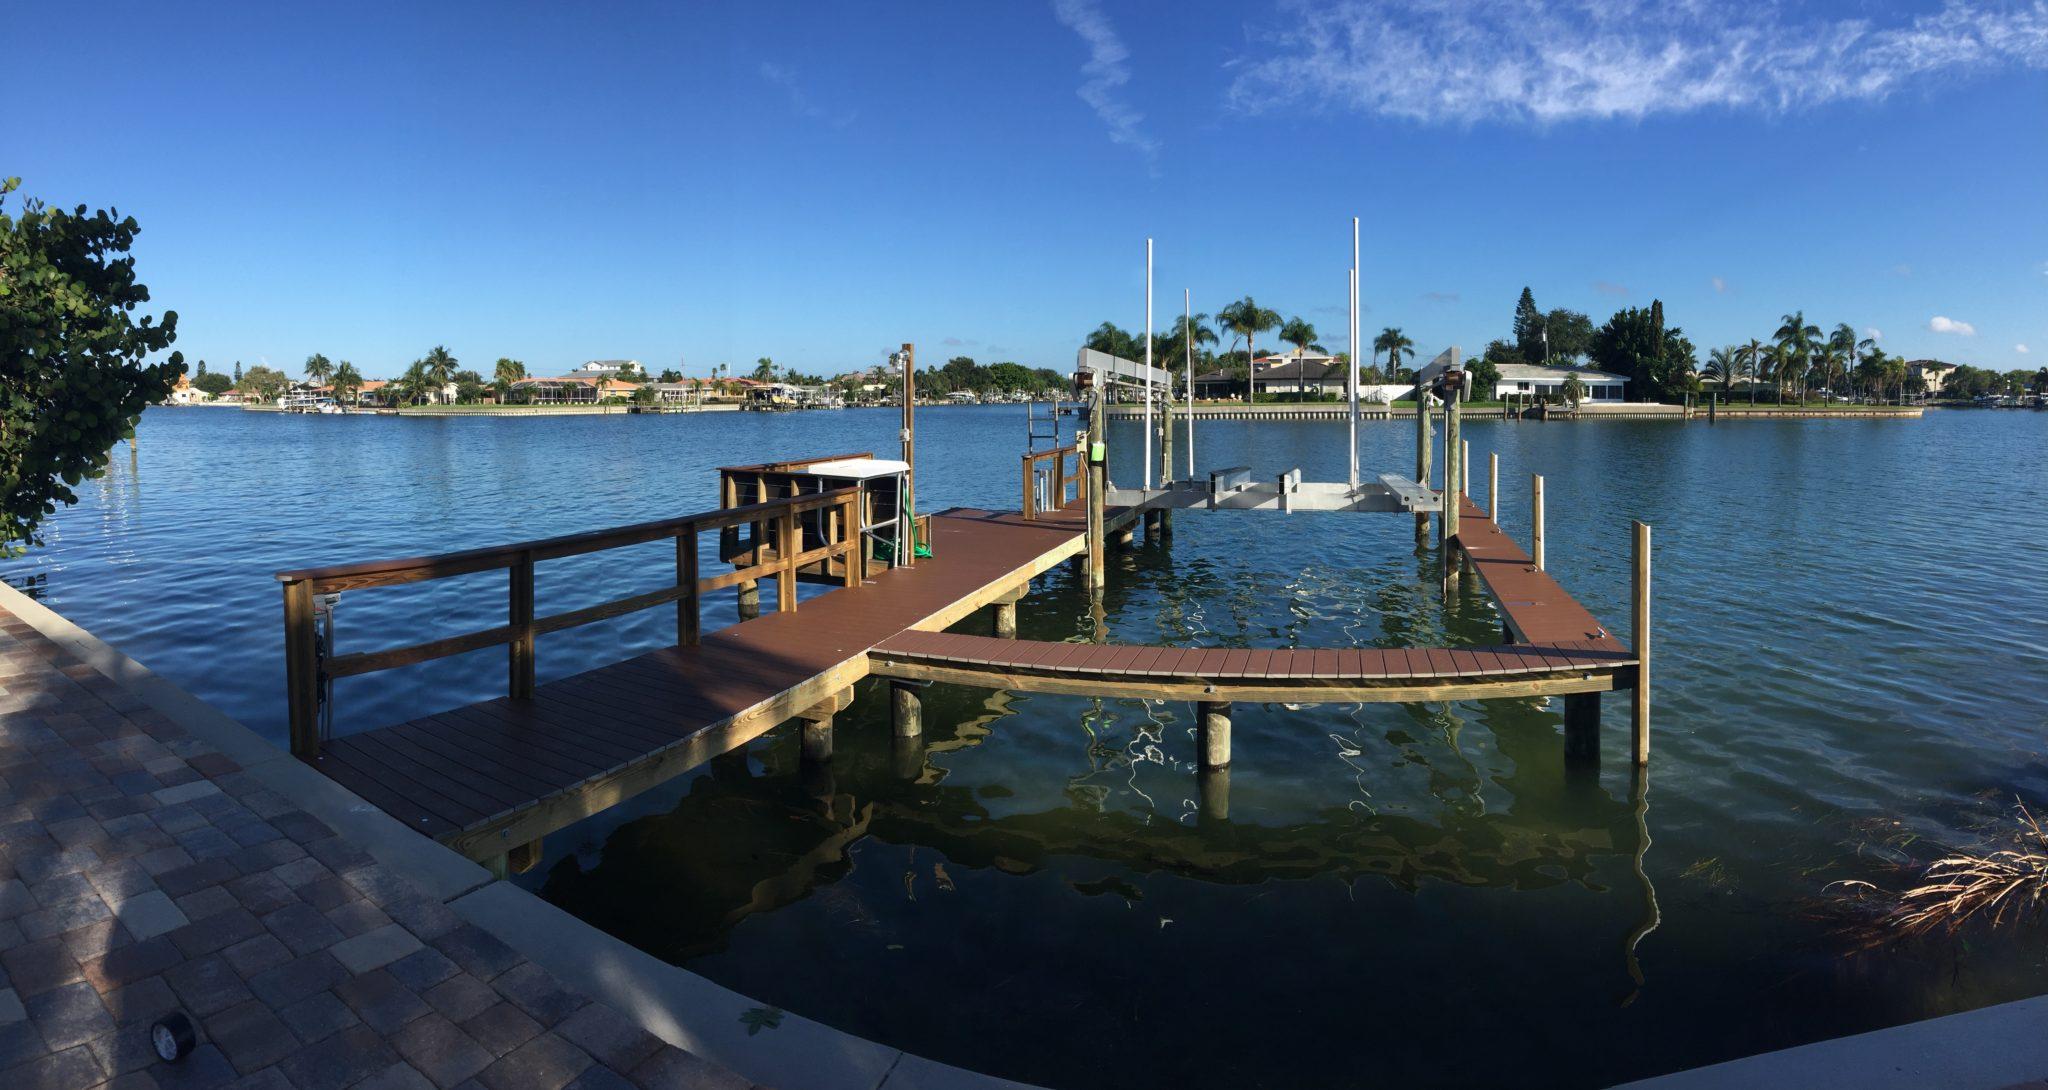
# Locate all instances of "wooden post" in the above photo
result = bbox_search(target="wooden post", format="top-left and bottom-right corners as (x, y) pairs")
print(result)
(1160, 395), (1174, 486)
(842, 493), (863, 587)
(1086, 390), (1106, 593)
(282, 579), (320, 758)
(1022, 451), (1036, 520)
(737, 580), (760, 620)
(800, 716), (834, 764)
(1053, 448), (1067, 510)
(1443, 380), (1462, 543)
(1414, 381), (1433, 541)
(677, 530), (699, 647)
(1564, 692), (1600, 763)
(1462, 439), (1471, 499)
(900, 342), (917, 567)
(993, 600), (1017, 639)
(1198, 701), (1232, 769)
(1531, 474), (1546, 571)
(1632, 520), (1652, 766)
(776, 511), (798, 613)
(891, 681), (923, 739)
(509, 552), (535, 699)
(1489, 452), (1499, 522)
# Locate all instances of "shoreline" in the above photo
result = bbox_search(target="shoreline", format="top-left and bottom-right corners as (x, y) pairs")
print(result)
(1105, 402), (1927, 420)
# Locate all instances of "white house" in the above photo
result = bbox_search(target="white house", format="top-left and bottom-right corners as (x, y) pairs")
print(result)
(1413, 354), (1627, 402)
(574, 359), (644, 381)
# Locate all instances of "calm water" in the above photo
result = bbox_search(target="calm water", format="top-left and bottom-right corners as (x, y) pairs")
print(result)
(9, 406), (2048, 1088)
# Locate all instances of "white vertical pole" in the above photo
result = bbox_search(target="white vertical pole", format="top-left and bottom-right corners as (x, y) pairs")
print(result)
(1143, 238), (1154, 493)
(1349, 216), (1360, 490)
(1184, 288), (1194, 480)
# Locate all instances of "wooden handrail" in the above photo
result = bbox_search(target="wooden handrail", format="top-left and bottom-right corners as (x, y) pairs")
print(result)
(279, 487), (863, 758)
(1021, 444), (1082, 521)
(277, 488), (857, 592)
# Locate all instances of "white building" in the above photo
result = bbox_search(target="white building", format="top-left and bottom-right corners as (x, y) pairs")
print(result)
(574, 359), (644, 381)
(1489, 363), (1628, 402)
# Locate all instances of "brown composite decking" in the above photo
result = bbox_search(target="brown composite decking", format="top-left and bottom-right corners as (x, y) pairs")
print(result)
(1450, 495), (1621, 648)
(309, 502), (1131, 851)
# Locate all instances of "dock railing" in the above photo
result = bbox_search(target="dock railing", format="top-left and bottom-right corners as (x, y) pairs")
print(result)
(275, 487), (863, 759)
(1021, 443), (1084, 520)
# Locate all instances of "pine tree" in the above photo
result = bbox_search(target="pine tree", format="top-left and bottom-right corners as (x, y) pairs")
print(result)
(196, 360), (207, 377)
(1513, 287), (1543, 360)
(233, 361), (243, 383)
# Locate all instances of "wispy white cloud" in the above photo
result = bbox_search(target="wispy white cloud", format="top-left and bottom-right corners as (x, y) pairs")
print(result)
(1051, 0), (1159, 164)
(2018, 343), (2032, 353)
(1711, 276), (1729, 294)
(1594, 280), (1630, 296)
(1929, 315), (1977, 335)
(1865, 326), (1883, 342)
(1894, 263), (1914, 277)
(1227, 1), (2048, 124)
(1422, 290), (1459, 302)
(760, 62), (855, 128)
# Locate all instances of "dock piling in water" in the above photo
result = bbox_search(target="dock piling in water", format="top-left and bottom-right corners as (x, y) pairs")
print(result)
(1198, 701), (1232, 769)
(1633, 520), (1652, 766)
(1531, 475), (1546, 571)
(892, 680), (924, 739)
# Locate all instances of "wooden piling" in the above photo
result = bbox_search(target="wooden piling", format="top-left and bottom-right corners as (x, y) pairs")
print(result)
(677, 530), (699, 646)
(1462, 440), (1471, 499)
(282, 579), (319, 758)
(797, 687), (851, 764)
(1086, 427), (1105, 592)
(892, 680), (923, 739)
(1415, 381), (1433, 541)
(509, 553), (535, 700)
(1489, 451), (1499, 522)
(1632, 520), (1652, 766)
(1564, 692), (1600, 763)
(1198, 701), (1232, 769)
(736, 580), (760, 620)
(993, 600), (1017, 639)
(1531, 474), (1545, 571)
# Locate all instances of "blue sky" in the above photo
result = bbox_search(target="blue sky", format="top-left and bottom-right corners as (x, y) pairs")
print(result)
(11, 0), (2046, 379)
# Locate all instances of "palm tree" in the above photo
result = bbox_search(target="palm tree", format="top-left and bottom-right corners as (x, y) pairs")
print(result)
(303, 353), (334, 388)
(1704, 346), (1739, 394)
(1375, 327), (1416, 380)
(417, 346), (457, 404)
(1739, 338), (1765, 405)
(1216, 297), (1280, 402)
(1773, 311), (1820, 405)
(494, 357), (526, 402)
(1813, 342), (1849, 405)
(330, 361), (362, 406)
(751, 357), (777, 383)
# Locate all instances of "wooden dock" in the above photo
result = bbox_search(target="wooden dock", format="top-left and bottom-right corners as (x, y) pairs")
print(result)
(278, 358), (1647, 867)
(293, 502), (1139, 861)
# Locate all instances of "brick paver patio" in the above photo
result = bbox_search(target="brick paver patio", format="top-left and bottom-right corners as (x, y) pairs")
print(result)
(0, 603), (758, 1090)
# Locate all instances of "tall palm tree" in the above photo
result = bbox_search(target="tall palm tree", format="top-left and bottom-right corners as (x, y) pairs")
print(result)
(418, 346), (458, 404)
(1704, 346), (1739, 394)
(303, 353), (334, 388)
(330, 361), (362, 406)
(494, 357), (526, 401)
(1741, 338), (1765, 405)
(1216, 297), (1280, 402)
(1813, 342), (1848, 405)
(1375, 327), (1416, 380)
(1773, 311), (1820, 405)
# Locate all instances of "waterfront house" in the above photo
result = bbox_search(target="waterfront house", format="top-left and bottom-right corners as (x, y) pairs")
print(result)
(1413, 356), (1627, 402)
(167, 375), (212, 405)
(572, 359), (645, 382)
(1908, 360), (1959, 395)
(510, 375), (639, 403)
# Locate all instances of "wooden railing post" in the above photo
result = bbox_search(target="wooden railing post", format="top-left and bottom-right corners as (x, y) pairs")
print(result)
(510, 551), (535, 699)
(777, 510), (799, 612)
(1055, 448), (1068, 508)
(1489, 451), (1499, 522)
(677, 530), (699, 646)
(840, 494), (861, 587)
(1022, 451), (1036, 520)
(282, 579), (320, 758)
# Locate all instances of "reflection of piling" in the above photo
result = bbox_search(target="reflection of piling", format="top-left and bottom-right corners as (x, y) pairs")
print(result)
(891, 731), (925, 781)
(1197, 766), (1230, 823)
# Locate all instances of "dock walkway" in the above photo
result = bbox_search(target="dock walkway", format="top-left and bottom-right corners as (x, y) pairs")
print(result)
(313, 504), (1133, 861)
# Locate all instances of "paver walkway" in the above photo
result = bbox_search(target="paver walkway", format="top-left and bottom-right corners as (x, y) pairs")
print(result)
(0, 602), (758, 1090)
